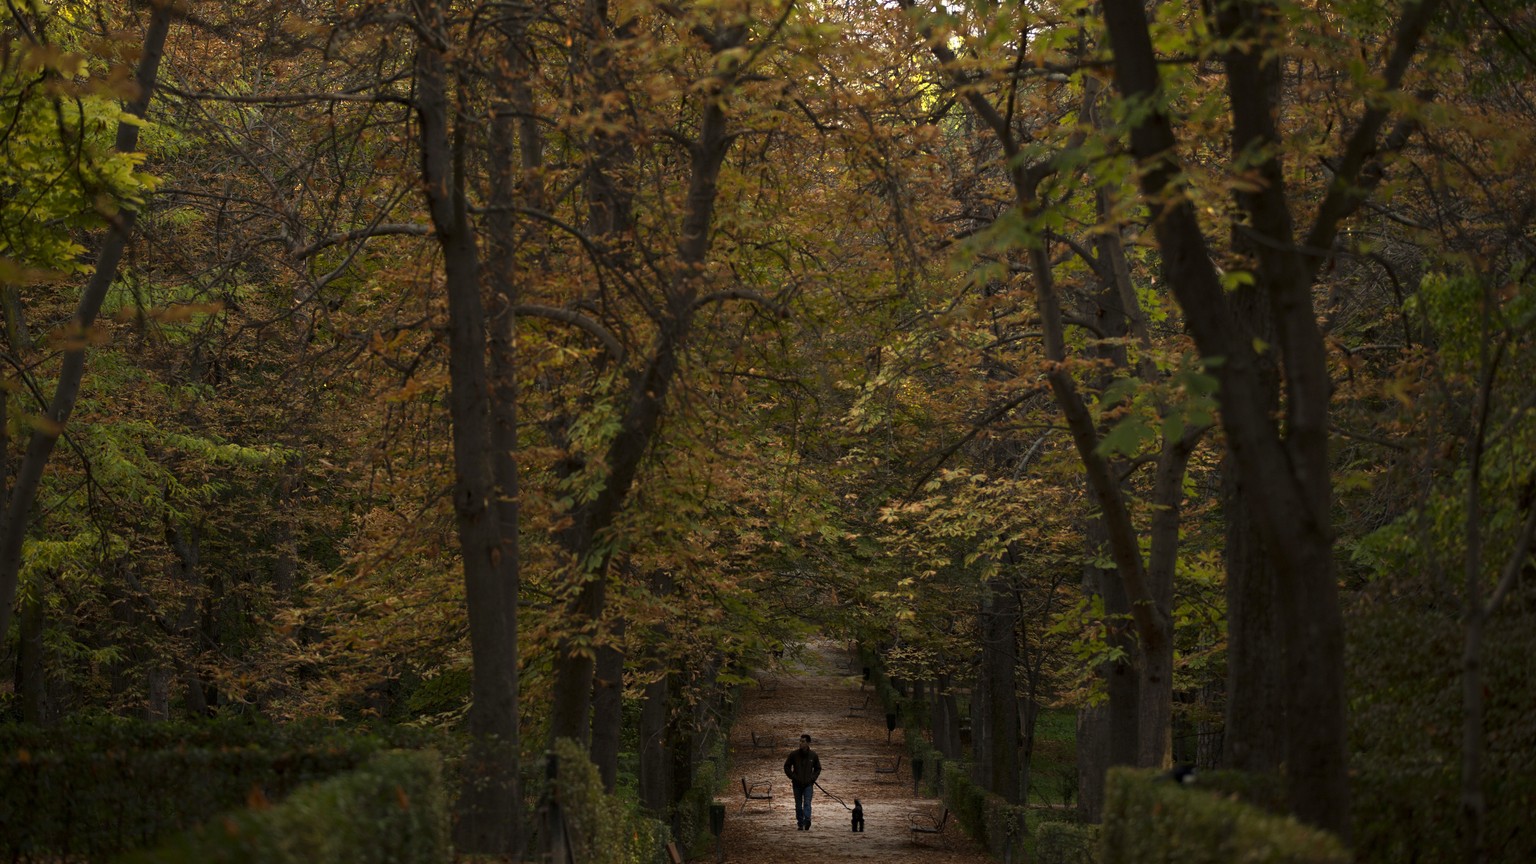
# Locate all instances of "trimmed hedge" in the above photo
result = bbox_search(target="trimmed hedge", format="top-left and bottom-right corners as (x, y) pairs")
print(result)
(1034, 819), (1100, 864)
(116, 749), (450, 864)
(0, 719), (420, 861)
(548, 739), (669, 864)
(1101, 767), (1349, 864)
(932, 759), (1036, 858)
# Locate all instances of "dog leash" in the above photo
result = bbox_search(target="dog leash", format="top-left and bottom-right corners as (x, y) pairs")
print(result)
(814, 780), (852, 811)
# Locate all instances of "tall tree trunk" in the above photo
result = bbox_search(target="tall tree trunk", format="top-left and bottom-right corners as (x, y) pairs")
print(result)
(16, 589), (45, 723)
(1099, 0), (1441, 833)
(477, 2), (536, 842)
(0, 3), (173, 642)
(979, 575), (1021, 801)
(414, 9), (522, 854)
(639, 571), (675, 815)
(1141, 432), (1200, 768)
(932, 671), (962, 759)
(591, 618), (626, 792)
(146, 667), (171, 722)
(167, 522), (210, 718)
(1214, 0), (1288, 776)
(639, 664), (672, 816)
(1222, 458), (1285, 772)
(1076, 704), (1107, 822)
(1078, 513), (1140, 822)
(1454, 295), (1536, 864)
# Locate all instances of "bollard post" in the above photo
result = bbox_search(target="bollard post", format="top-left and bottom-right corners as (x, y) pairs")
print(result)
(710, 802), (726, 863)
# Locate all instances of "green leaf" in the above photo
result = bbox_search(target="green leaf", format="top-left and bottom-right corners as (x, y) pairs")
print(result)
(1096, 414), (1154, 458)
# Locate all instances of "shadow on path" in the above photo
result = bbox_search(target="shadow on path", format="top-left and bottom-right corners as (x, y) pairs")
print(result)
(710, 639), (993, 864)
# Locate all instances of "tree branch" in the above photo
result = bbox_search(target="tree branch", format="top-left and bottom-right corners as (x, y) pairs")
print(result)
(292, 223), (432, 259)
(514, 304), (625, 362)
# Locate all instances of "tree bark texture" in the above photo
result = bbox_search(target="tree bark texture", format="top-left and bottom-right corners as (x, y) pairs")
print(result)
(1222, 455), (1285, 772)
(1141, 432), (1200, 768)
(932, 672), (962, 759)
(1099, 0), (1441, 835)
(413, 8), (522, 853)
(639, 667), (672, 816)
(979, 575), (1022, 801)
(591, 620), (626, 792)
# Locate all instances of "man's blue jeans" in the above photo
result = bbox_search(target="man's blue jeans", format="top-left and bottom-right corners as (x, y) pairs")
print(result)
(793, 783), (814, 829)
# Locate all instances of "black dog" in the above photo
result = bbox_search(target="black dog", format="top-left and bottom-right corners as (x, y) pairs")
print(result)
(851, 799), (864, 833)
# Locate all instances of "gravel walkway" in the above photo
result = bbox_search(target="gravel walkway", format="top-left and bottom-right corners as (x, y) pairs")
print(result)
(710, 640), (994, 864)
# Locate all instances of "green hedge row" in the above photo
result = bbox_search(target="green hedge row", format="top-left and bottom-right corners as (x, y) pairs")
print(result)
(2, 749), (381, 860)
(0, 715), (433, 754)
(1101, 767), (1348, 864)
(547, 738), (669, 864)
(117, 749), (449, 864)
(1034, 819), (1101, 864)
(933, 759), (1036, 858)
(0, 717), (435, 861)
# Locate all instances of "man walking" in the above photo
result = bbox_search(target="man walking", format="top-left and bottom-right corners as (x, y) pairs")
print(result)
(783, 733), (822, 831)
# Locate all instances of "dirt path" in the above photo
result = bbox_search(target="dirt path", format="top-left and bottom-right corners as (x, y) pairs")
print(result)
(710, 640), (992, 864)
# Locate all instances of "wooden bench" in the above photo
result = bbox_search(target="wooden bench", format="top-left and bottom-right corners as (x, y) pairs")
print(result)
(874, 753), (902, 780)
(740, 777), (773, 812)
(748, 729), (776, 749)
(848, 693), (872, 717)
(756, 676), (779, 697)
(909, 807), (950, 843)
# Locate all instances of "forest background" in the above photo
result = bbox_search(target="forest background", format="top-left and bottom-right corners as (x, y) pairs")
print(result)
(2, 0), (1534, 861)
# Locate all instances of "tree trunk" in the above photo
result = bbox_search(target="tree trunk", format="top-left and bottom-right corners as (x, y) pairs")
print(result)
(1213, 1), (1288, 777)
(1076, 704), (1107, 822)
(1097, 0), (1448, 832)
(146, 667), (171, 722)
(1078, 514), (1139, 822)
(1141, 432), (1200, 767)
(1222, 457), (1285, 772)
(932, 672), (962, 759)
(16, 589), (46, 723)
(0, 3), (173, 642)
(413, 10), (522, 853)
(979, 575), (1021, 801)
(167, 522), (211, 719)
(1, 285), (32, 353)
(591, 618), (626, 792)
(639, 665), (671, 816)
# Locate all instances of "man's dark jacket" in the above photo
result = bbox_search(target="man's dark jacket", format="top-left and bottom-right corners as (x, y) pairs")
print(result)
(783, 747), (821, 789)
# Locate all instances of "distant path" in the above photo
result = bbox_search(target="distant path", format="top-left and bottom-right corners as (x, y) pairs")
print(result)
(712, 639), (992, 864)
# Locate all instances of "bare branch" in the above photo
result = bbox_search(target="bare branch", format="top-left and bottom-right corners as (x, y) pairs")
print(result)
(690, 287), (784, 316)
(514, 304), (625, 361)
(1486, 500), (1536, 616)
(160, 82), (412, 107)
(293, 223), (433, 259)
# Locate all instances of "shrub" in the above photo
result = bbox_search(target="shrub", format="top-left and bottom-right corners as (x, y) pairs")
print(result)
(1101, 767), (1349, 864)
(116, 749), (450, 864)
(1034, 820), (1100, 864)
(549, 739), (668, 864)
(0, 718), (421, 860)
